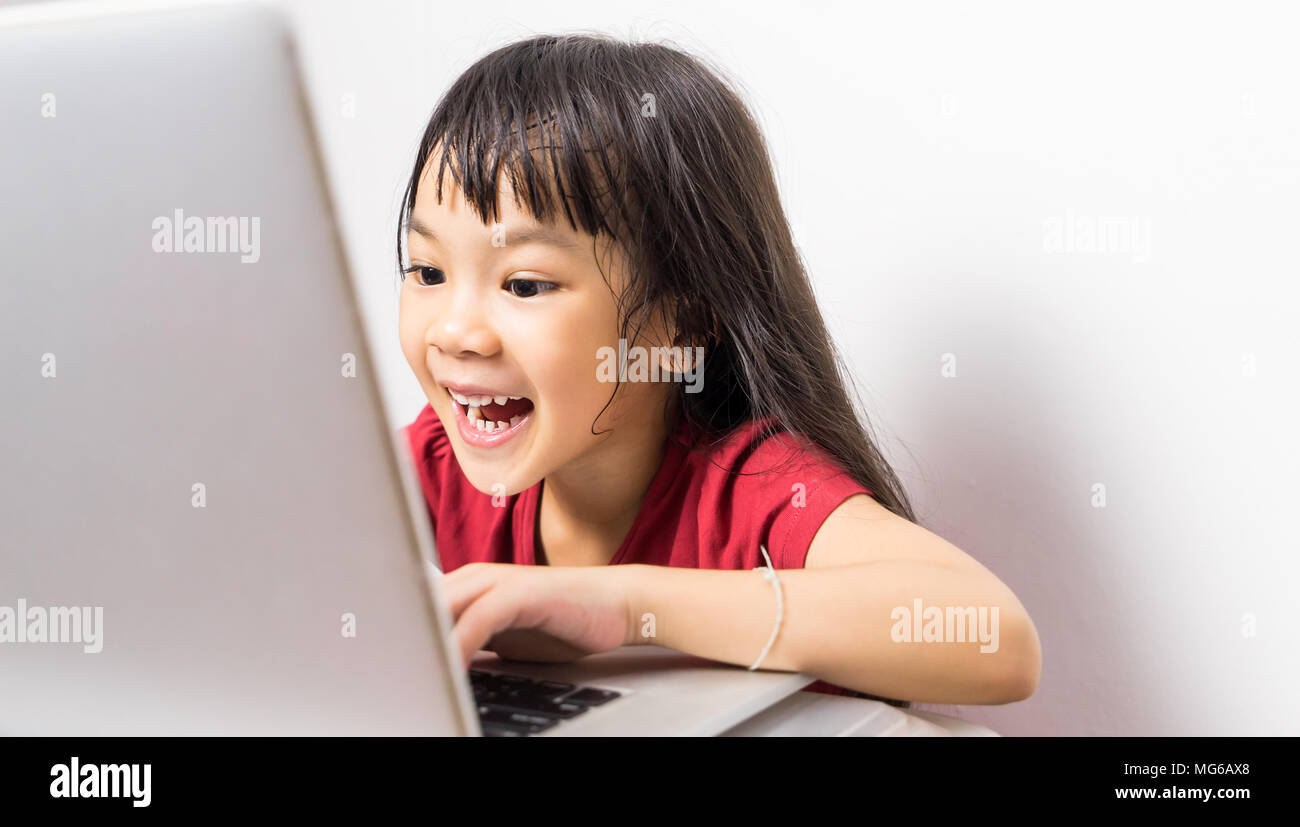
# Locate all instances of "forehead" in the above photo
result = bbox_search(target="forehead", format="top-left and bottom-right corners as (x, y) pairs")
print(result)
(409, 148), (589, 248)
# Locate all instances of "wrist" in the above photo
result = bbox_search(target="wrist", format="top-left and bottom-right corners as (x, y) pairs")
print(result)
(618, 564), (654, 647)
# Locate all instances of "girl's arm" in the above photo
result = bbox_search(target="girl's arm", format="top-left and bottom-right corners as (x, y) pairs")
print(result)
(622, 495), (1041, 704)
(442, 495), (1041, 705)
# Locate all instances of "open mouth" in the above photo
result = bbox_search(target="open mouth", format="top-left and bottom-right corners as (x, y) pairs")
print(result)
(444, 388), (535, 434)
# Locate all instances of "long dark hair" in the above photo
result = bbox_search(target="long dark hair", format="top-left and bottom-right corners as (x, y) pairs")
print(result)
(397, 33), (918, 526)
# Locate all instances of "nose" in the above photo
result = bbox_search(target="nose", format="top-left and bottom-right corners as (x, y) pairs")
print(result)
(424, 277), (502, 358)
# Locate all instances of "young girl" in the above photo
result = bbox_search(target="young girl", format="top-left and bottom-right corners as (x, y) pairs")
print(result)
(397, 34), (1040, 706)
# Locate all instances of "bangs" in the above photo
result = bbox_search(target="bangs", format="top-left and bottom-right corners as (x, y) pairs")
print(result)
(405, 38), (637, 243)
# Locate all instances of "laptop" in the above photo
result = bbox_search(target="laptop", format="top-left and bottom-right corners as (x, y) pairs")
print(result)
(0, 0), (814, 736)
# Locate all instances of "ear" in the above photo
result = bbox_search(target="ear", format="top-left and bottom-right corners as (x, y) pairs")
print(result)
(655, 297), (712, 375)
(682, 295), (722, 348)
(656, 343), (704, 375)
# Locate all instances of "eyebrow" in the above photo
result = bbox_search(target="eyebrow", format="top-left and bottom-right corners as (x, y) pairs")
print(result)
(406, 215), (580, 251)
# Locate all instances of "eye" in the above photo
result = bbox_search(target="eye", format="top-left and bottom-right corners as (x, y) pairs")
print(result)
(404, 265), (446, 287)
(504, 278), (557, 299)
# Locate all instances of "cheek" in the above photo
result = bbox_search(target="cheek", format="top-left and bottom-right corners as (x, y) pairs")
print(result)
(397, 296), (430, 375)
(536, 323), (630, 427)
(512, 311), (609, 410)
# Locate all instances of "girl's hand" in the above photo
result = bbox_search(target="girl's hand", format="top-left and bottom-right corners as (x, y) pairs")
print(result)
(440, 563), (636, 668)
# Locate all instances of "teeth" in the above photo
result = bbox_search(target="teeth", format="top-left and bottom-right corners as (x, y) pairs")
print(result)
(462, 401), (527, 435)
(446, 387), (528, 407)
(448, 386), (531, 436)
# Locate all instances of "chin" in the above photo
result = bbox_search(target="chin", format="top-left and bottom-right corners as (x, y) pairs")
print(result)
(452, 459), (533, 498)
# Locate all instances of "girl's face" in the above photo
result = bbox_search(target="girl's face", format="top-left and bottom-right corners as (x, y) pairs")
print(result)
(400, 154), (673, 495)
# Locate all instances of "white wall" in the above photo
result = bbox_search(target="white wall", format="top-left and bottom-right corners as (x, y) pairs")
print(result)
(25, 0), (1292, 734)
(286, 0), (1300, 736)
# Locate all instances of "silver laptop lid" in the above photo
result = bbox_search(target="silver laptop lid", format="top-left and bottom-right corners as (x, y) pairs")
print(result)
(0, 2), (477, 735)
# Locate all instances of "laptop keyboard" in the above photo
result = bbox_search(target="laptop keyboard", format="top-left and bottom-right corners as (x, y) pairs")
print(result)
(470, 670), (623, 736)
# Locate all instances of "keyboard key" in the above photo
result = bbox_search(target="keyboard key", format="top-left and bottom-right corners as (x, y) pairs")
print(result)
(481, 722), (532, 737)
(470, 671), (623, 735)
(565, 687), (621, 706)
(470, 671), (514, 693)
(478, 704), (560, 732)
(490, 682), (575, 703)
(478, 692), (588, 719)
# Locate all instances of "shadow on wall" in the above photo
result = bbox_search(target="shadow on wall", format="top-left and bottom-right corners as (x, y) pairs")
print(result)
(892, 265), (1191, 736)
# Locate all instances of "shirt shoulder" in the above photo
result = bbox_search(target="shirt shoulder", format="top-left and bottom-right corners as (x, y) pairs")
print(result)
(403, 402), (453, 510)
(402, 403), (521, 570)
(673, 417), (874, 570)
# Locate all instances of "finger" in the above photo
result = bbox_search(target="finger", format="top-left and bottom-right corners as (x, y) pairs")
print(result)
(440, 564), (504, 620)
(454, 584), (525, 668)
